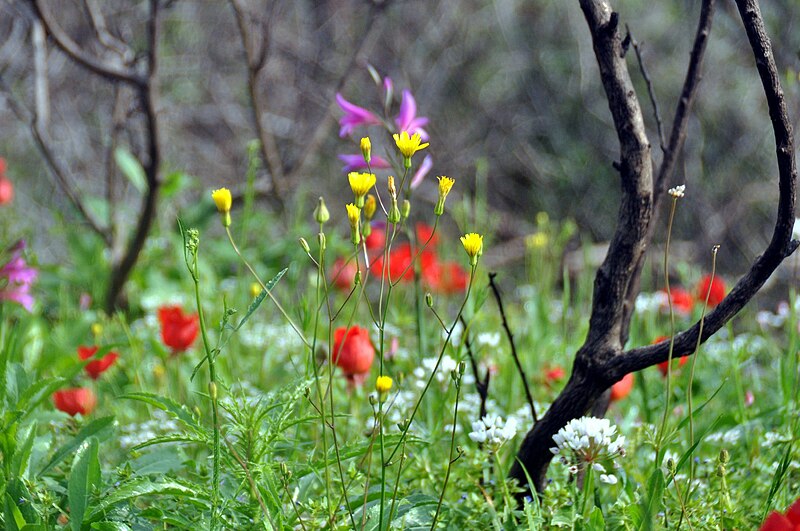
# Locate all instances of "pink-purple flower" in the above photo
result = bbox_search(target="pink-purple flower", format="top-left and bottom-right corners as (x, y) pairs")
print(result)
(0, 241), (37, 312)
(337, 154), (391, 173)
(395, 89), (429, 140)
(410, 154), (433, 189)
(336, 93), (382, 137)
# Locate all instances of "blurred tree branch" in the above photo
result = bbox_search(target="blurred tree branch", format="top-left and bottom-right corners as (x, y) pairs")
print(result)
(510, 0), (797, 497)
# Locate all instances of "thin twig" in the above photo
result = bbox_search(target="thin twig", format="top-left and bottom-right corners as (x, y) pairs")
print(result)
(488, 272), (537, 423)
(460, 315), (490, 420)
(626, 25), (666, 153)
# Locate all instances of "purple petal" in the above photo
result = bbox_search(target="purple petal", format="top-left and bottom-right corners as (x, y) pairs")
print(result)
(395, 90), (417, 133)
(336, 93), (381, 137)
(338, 154), (390, 173)
(383, 77), (393, 96)
(0, 285), (34, 312)
(410, 155), (433, 189)
(0, 255), (37, 284)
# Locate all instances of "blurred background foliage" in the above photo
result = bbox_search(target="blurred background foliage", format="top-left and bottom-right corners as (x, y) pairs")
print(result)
(0, 0), (798, 288)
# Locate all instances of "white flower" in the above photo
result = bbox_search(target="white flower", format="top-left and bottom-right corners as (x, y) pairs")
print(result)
(668, 184), (686, 198)
(477, 332), (501, 347)
(600, 474), (618, 485)
(469, 415), (518, 448)
(551, 416), (626, 483)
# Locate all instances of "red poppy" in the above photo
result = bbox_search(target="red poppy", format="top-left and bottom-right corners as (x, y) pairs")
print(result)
(423, 260), (469, 294)
(415, 222), (439, 247)
(53, 387), (97, 416)
(659, 287), (694, 316)
(365, 225), (386, 253)
(610, 373), (634, 401)
(651, 336), (689, 377)
(332, 326), (375, 379)
(370, 243), (436, 283)
(696, 274), (726, 307)
(759, 498), (800, 530)
(0, 176), (12, 205)
(158, 305), (199, 353)
(330, 257), (358, 290)
(78, 345), (119, 380)
(545, 366), (566, 386)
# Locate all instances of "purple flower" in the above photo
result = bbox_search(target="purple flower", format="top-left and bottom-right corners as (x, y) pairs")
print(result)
(336, 93), (382, 137)
(0, 242), (37, 312)
(395, 89), (429, 140)
(410, 155), (433, 189)
(337, 154), (391, 173)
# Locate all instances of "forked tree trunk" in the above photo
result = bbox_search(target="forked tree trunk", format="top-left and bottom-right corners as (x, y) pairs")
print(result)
(509, 0), (798, 495)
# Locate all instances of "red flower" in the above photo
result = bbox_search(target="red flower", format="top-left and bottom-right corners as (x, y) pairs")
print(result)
(330, 258), (358, 290)
(695, 274), (726, 307)
(158, 305), (199, 353)
(759, 498), (800, 530)
(424, 260), (469, 294)
(332, 326), (375, 380)
(415, 222), (439, 247)
(78, 345), (119, 380)
(651, 336), (689, 377)
(545, 366), (566, 386)
(0, 176), (13, 206)
(365, 225), (386, 253)
(610, 373), (634, 401)
(659, 287), (694, 316)
(53, 387), (97, 416)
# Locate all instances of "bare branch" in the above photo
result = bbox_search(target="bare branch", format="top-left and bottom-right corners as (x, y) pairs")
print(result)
(32, 0), (145, 87)
(626, 25), (666, 152)
(31, 18), (49, 131)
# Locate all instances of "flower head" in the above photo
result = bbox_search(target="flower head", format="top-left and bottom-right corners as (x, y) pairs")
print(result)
(158, 305), (199, 354)
(348, 172), (376, 208)
(696, 274), (726, 307)
(668, 184), (686, 198)
(610, 372), (634, 401)
(550, 416), (626, 479)
(0, 176), (13, 205)
(211, 188), (232, 227)
(53, 387), (97, 416)
(469, 415), (518, 448)
(336, 93), (381, 137)
(434, 175), (455, 216)
(78, 345), (119, 380)
(759, 497), (800, 530)
(332, 326), (375, 385)
(395, 89), (429, 140)
(0, 242), (37, 312)
(360, 137), (372, 163)
(376, 375), (393, 394)
(460, 233), (484, 266)
(659, 287), (694, 316)
(393, 131), (429, 166)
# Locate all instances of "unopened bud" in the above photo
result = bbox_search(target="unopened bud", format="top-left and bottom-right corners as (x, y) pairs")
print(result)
(299, 237), (310, 254)
(401, 199), (410, 220)
(425, 292), (433, 308)
(387, 199), (401, 224)
(360, 137), (372, 164)
(354, 270), (362, 286)
(318, 232), (326, 250)
(208, 382), (217, 401)
(388, 176), (397, 199)
(314, 197), (330, 224)
(719, 448), (729, 464)
(364, 194), (377, 220)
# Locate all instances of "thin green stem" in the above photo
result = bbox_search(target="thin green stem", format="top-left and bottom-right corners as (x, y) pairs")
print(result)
(431, 370), (463, 528)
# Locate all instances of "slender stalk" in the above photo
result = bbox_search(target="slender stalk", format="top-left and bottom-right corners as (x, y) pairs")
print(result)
(224, 227), (310, 348)
(185, 231), (221, 530)
(431, 367), (464, 528)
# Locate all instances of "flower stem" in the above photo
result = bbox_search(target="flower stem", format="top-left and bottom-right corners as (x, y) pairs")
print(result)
(431, 370), (463, 528)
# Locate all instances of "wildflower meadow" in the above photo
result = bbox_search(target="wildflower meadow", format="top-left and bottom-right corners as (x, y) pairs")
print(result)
(1, 0), (800, 530)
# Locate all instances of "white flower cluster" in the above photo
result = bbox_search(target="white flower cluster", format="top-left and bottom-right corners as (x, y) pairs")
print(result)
(550, 416), (625, 484)
(757, 299), (800, 330)
(118, 409), (180, 449)
(468, 415), (518, 447)
(668, 184), (686, 198)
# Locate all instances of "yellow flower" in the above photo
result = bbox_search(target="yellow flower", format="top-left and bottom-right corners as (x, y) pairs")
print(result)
(364, 194), (377, 220)
(460, 233), (484, 266)
(250, 282), (262, 298)
(211, 188), (232, 227)
(345, 203), (361, 246)
(348, 172), (376, 208)
(360, 137), (372, 163)
(211, 188), (232, 213)
(526, 232), (548, 250)
(393, 131), (429, 167)
(91, 323), (103, 337)
(434, 176), (455, 216)
(376, 375), (393, 394)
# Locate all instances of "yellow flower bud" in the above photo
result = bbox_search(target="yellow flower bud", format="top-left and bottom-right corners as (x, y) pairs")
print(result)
(360, 137), (372, 164)
(388, 175), (396, 199)
(376, 375), (393, 394)
(364, 194), (377, 220)
(211, 188), (232, 227)
(434, 176), (455, 216)
(250, 282), (262, 298)
(346, 203), (361, 246)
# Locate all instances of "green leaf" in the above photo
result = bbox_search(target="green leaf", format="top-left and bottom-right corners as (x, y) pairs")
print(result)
(638, 469), (665, 531)
(69, 437), (101, 531)
(11, 421), (36, 479)
(161, 171), (192, 198)
(234, 268), (287, 333)
(86, 477), (207, 522)
(114, 147), (146, 193)
(38, 416), (116, 478)
(90, 523), (132, 531)
(119, 393), (202, 433)
(14, 377), (67, 424)
(587, 506), (605, 531)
